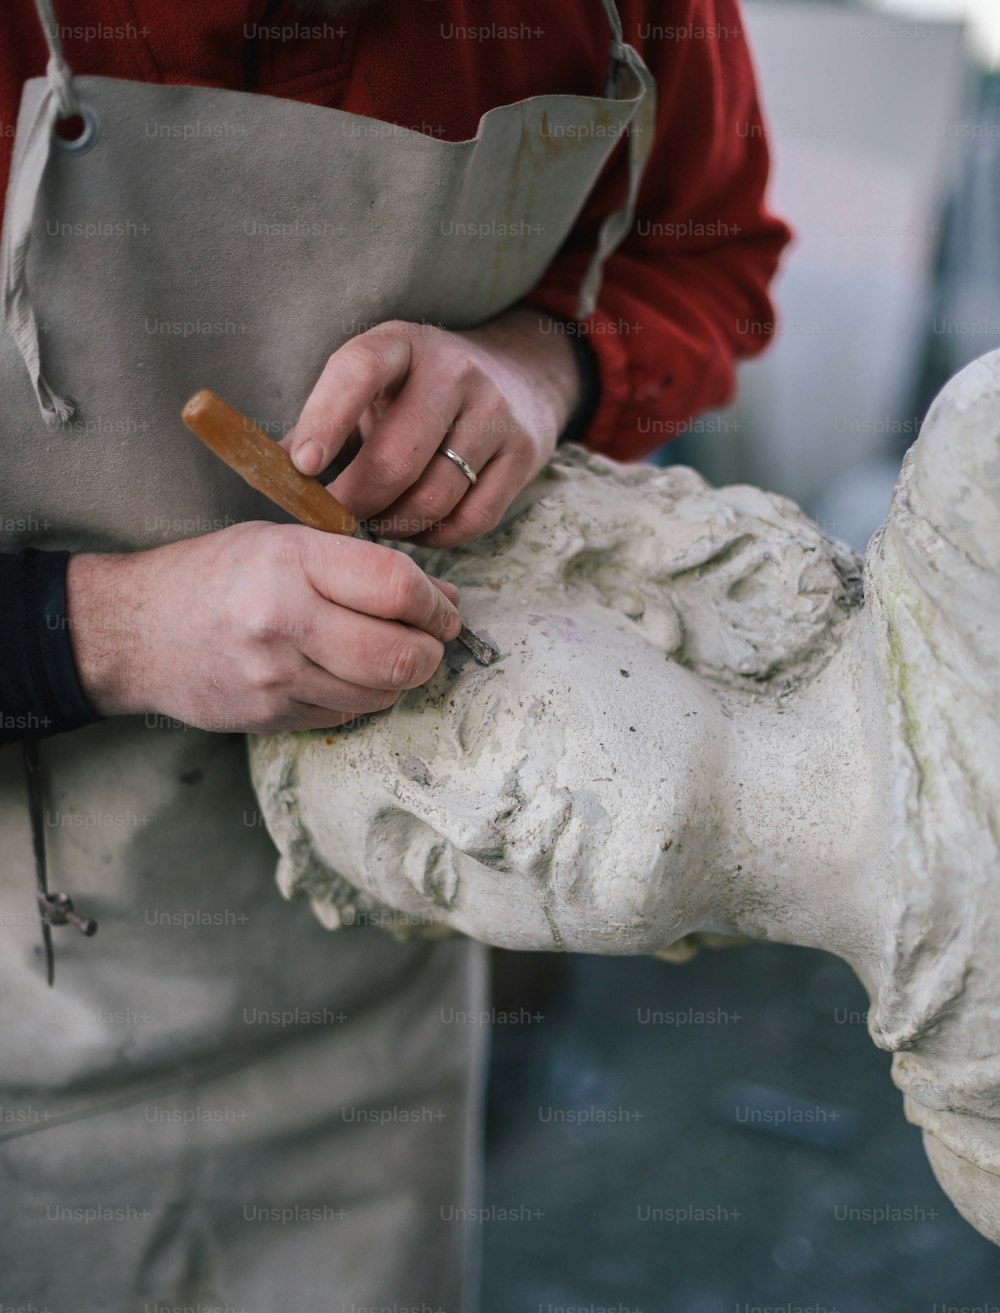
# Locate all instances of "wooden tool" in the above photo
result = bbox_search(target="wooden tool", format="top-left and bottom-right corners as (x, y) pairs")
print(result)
(181, 390), (498, 666)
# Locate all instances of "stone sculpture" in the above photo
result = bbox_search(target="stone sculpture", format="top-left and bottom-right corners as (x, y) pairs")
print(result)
(250, 349), (1000, 1245)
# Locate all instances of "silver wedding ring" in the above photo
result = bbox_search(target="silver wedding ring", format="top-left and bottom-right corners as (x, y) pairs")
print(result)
(437, 445), (477, 487)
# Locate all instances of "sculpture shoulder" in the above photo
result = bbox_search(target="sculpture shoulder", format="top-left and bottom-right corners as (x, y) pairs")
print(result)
(863, 350), (1000, 1076)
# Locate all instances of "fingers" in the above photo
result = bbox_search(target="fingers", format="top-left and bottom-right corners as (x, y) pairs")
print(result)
(414, 447), (530, 549)
(286, 319), (544, 546)
(281, 703), (391, 733)
(283, 668), (400, 724)
(241, 661), (399, 733)
(329, 365), (468, 524)
(427, 575), (460, 606)
(283, 325), (416, 477)
(294, 531), (462, 644)
(358, 410), (505, 539)
(299, 608), (447, 691)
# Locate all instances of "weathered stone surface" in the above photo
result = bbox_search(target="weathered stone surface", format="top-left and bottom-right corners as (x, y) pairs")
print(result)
(250, 349), (1000, 1245)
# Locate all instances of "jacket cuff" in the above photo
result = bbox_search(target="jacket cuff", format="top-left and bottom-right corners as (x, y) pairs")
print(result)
(0, 549), (103, 742)
(523, 290), (634, 456)
(538, 313), (603, 447)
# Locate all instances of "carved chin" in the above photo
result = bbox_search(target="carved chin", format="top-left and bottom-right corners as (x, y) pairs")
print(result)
(901, 1090), (1000, 1245)
(922, 1132), (1000, 1245)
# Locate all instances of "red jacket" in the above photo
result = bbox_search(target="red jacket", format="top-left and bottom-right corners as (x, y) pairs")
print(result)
(0, 0), (792, 460)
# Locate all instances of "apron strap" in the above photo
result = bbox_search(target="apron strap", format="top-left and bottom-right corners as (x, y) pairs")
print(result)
(0, 83), (77, 424)
(0, 0), (79, 424)
(30, 0), (79, 118)
(577, 0), (658, 318)
(598, 0), (627, 61)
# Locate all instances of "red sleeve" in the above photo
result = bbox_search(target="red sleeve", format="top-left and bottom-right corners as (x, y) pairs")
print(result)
(526, 0), (793, 462)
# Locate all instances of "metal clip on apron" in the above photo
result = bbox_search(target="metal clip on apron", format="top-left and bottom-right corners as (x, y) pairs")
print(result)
(0, 0), (654, 1305)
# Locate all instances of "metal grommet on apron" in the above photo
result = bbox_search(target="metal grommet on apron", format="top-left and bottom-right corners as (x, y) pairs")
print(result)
(51, 100), (99, 155)
(0, 0), (655, 1306)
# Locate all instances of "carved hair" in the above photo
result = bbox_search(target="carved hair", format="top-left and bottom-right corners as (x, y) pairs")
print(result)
(416, 446), (864, 694)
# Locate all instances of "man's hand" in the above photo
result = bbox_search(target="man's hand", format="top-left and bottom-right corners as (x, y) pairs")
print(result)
(66, 523), (461, 733)
(282, 306), (581, 548)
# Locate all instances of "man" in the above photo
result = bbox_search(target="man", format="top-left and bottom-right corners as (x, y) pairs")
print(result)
(0, 1), (790, 1307)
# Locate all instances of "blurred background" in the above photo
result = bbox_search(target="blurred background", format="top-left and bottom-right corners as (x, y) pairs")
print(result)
(483, 2), (1000, 1309)
(655, 0), (999, 552)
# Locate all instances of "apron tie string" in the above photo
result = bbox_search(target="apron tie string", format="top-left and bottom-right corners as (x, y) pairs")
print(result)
(0, 85), (77, 424)
(0, 0), (79, 424)
(578, 34), (657, 319)
(34, 0), (80, 118)
(0, 83), (77, 424)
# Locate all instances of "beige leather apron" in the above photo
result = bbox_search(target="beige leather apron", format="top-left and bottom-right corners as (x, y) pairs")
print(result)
(0, 1), (654, 1307)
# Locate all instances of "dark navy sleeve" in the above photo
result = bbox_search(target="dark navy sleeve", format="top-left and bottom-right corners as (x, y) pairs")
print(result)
(0, 549), (103, 742)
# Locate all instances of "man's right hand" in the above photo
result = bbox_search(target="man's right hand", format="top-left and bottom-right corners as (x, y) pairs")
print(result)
(65, 522), (462, 733)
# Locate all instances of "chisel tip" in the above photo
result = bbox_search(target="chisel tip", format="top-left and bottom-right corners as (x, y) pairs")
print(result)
(457, 626), (499, 667)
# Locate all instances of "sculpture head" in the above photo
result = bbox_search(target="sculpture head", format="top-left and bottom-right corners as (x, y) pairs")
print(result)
(250, 454), (863, 953)
(250, 349), (1000, 1247)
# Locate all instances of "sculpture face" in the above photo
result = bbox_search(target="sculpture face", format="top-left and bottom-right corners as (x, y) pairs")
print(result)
(277, 590), (729, 953)
(252, 449), (864, 950)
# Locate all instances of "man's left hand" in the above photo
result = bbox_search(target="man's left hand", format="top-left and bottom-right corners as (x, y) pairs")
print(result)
(282, 306), (581, 548)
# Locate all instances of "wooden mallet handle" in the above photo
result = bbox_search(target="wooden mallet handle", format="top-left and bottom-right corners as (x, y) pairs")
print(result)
(181, 389), (359, 536)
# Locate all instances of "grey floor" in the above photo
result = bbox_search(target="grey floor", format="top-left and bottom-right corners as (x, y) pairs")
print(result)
(482, 942), (1000, 1313)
